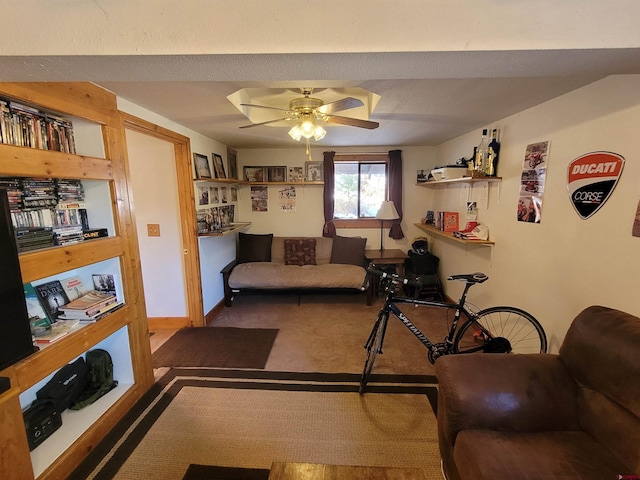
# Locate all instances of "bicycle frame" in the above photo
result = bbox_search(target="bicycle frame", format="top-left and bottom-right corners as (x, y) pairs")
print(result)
(372, 277), (479, 356)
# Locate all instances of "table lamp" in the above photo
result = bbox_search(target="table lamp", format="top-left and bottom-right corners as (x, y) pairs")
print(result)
(375, 200), (399, 251)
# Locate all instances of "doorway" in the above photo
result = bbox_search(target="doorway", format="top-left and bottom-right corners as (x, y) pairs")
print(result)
(121, 113), (204, 328)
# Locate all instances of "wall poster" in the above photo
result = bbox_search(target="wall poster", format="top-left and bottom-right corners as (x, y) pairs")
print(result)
(517, 141), (550, 223)
(279, 187), (296, 213)
(251, 185), (268, 212)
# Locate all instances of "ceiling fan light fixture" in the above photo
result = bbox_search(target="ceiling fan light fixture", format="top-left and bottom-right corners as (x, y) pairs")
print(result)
(288, 124), (303, 141)
(288, 120), (326, 142)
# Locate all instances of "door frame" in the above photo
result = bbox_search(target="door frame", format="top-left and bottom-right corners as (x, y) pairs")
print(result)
(120, 112), (205, 327)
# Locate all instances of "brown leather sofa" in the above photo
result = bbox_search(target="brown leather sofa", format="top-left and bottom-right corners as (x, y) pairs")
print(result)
(435, 305), (640, 480)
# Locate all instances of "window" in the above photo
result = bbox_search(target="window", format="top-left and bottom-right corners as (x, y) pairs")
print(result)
(333, 154), (388, 219)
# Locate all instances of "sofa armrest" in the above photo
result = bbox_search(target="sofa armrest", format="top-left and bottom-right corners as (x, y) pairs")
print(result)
(436, 354), (579, 447)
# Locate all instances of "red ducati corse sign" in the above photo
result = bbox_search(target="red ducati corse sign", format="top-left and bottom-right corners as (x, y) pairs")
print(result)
(567, 151), (624, 219)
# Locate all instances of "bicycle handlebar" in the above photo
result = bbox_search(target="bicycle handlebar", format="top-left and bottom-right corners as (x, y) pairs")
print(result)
(366, 267), (424, 288)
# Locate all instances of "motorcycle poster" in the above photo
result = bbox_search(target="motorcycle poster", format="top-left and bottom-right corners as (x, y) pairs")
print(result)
(517, 141), (549, 223)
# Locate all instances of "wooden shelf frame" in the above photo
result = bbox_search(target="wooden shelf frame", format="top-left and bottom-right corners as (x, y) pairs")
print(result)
(0, 83), (154, 480)
(414, 223), (495, 246)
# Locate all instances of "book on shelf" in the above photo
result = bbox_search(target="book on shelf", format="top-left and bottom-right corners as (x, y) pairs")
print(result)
(59, 301), (124, 321)
(24, 283), (52, 335)
(93, 274), (116, 296)
(33, 320), (78, 345)
(34, 280), (70, 322)
(443, 212), (460, 232)
(60, 275), (90, 301)
(61, 290), (116, 311)
(82, 228), (108, 240)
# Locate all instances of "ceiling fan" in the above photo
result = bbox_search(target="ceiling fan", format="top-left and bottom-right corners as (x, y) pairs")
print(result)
(237, 88), (380, 134)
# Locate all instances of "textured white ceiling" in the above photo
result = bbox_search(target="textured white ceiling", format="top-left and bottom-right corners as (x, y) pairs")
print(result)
(2, 2), (640, 148)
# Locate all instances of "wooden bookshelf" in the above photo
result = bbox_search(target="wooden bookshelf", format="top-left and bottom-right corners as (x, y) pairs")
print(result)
(0, 83), (153, 480)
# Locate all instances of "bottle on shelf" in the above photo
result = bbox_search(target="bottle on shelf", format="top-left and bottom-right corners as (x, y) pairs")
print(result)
(474, 129), (489, 175)
(486, 129), (500, 177)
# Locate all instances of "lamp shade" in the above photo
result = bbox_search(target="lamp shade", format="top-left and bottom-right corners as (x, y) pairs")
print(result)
(375, 201), (399, 220)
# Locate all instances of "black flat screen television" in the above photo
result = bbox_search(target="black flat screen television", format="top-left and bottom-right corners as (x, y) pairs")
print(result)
(0, 187), (36, 371)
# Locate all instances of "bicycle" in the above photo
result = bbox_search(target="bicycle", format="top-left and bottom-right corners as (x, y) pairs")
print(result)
(359, 266), (547, 394)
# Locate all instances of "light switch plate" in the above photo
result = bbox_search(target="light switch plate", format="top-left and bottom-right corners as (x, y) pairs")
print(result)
(147, 224), (160, 237)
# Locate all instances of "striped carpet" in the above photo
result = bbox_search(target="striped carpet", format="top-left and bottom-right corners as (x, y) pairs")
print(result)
(69, 368), (441, 480)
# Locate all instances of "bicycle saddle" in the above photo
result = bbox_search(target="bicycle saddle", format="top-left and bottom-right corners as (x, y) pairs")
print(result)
(447, 272), (488, 284)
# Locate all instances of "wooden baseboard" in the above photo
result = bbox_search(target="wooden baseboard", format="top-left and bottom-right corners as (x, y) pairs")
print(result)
(147, 317), (190, 330)
(205, 299), (226, 326)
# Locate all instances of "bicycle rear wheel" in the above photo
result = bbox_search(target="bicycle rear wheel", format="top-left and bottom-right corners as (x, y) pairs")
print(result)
(453, 306), (547, 355)
(359, 310), (389, 394)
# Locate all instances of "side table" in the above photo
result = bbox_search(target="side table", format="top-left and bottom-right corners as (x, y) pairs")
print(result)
(365, 249), (409, 276)
(365, 249), (409, 297)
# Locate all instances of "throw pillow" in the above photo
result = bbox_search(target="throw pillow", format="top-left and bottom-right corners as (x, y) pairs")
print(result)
(330, 236), (367, 266)
(284, 238), (316, 266)
(237, 233), (273, 263)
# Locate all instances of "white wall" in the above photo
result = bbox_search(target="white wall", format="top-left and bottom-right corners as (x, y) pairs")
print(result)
(418, 75), (640, 352)
(237, 146), (437, 250)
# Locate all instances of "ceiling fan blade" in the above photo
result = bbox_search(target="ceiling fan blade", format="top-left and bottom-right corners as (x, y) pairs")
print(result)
(326, 115), (379, 130)
(240, 103), (291, 113)
(239, 117), (293, 129)
(316, 97), (364, 115)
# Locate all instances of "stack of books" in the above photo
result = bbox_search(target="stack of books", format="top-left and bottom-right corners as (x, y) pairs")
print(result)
(58, 290), (122, 322)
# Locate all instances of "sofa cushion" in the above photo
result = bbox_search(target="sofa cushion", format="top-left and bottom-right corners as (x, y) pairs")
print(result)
(454, 430), (628, 480)
(284, 238), (316, 266)
(237, 232), (273, 263)
(271, 237), (333, 265)
(330, 235), (367, 266)
(228, 263), (367, 289)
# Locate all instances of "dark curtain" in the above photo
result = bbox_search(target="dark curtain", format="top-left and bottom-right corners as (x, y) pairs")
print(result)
(388, 149), (404, 239)
(322, 151), (336, 237)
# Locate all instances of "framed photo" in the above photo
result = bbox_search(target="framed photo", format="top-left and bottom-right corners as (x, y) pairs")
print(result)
(212, 153), (226, 179)
(305, 161), (323, 182)
(289, 166), (304, 182)
(193, 153), (212, 179)
(227, 147), (238, 180)
(230, 186), (238, 202)
(267, 166), (287, 182)
(198, 186), (209, 206)
(244, 166), (266, 182)
(209, 186), (219, 204)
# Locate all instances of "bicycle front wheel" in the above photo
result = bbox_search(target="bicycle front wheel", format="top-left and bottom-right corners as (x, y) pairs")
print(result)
(359, 310), (389, 394)
(453, 306), (547, 355)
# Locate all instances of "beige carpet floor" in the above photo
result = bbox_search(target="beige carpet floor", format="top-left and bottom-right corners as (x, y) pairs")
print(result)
(209, 293), (456, 377)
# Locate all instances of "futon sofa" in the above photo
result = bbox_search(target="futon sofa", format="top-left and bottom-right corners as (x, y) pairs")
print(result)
(435, 305), (640, 480)
(221, 233), (372, 306)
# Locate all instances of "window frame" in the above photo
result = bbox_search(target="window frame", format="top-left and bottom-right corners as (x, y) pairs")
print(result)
(332, 153), (390, 228)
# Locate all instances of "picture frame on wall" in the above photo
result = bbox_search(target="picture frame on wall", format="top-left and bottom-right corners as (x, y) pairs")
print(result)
(194, 153), (212, 179)
(267, 166), (287, 182)
(244, 166), (266, 182)
(227, 147), (238, 180)
(289, 166), (304, 182)
(213, 153), (226, 179)
(305, 161), (323, 182)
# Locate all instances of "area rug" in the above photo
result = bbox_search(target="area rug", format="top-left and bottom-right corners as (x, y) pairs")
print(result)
(152, 327), (279, 369)
(69, 368), (439, 480)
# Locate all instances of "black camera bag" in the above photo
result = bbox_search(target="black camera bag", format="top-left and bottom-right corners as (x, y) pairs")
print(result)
(36, 357), (89, 412)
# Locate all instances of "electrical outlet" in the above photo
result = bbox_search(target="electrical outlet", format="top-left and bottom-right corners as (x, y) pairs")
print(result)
(147, 224), (160, 237)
